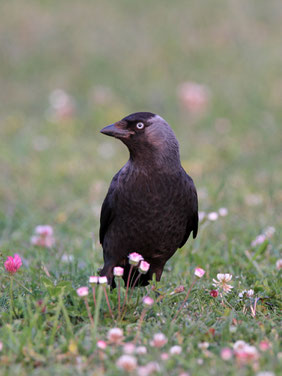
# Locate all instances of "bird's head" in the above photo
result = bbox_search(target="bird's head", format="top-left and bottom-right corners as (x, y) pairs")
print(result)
(100, 112), (180, 167)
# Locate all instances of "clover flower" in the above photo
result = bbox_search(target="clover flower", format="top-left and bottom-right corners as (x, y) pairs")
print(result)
(212, 273), (233, 293)
(150, 333), (167, 348)
(31, 225), (55, 248)
(170, 345), (182, 355)
(107, 328), (124, 344)
(4, 254), (22, 274)
(116, 355), (137, 371)
(239, 289), (254, 299)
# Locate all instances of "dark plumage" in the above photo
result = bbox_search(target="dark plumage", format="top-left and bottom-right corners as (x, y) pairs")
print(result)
(99, 112), (198, 287)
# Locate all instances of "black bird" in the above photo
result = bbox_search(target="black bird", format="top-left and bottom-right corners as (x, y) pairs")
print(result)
(99, 112), (198, 287)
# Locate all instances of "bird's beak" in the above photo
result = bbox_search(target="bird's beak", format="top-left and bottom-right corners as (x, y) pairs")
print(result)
(100, 123), (131, 139)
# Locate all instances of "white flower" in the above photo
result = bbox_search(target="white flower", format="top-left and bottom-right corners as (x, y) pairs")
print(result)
(116, 355), (137, 372)
(89, 276), (99, 284)
(264, 226), (275, 238)
(207, 212), (218, 221)
(98, 276), (108, 285)
(239, 289), (254, 299)
(107, 328), (124, 344)
(150, 333), (167, 348)
(218, 207), (228, 217)
(61, 254), (74, 263)
(213, 273), (233, 293)
(198, 211), (206, 222)
(169, 345), (182, 355)
(233, 340), (247, 352)
(198, 342), (209, 350)
(135, 346), (147, 355)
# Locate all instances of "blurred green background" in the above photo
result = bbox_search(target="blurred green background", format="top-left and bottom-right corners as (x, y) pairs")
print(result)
(0, 0), (281, 266)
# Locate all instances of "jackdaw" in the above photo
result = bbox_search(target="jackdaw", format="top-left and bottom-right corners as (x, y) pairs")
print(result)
(99, 112), (198, 287)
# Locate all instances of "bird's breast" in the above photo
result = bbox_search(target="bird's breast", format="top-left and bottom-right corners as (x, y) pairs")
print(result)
(114, 170), (188, 248)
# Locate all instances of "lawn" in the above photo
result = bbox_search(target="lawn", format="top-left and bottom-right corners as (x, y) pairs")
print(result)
(0, 0), (281, 375)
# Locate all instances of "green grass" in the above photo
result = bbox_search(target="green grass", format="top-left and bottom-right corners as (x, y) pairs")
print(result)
(0, 0), (281, 375)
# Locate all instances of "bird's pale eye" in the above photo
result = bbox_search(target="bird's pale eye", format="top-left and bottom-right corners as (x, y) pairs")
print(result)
(136, 122), (145, 130)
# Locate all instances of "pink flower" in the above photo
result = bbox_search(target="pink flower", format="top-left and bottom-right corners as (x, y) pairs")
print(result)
(150, 333), (167, 348)
(4, 254), (22, 274)
(116, 355), (137, 371)
(142, 296), (154, 307)
(76, 287), (89, 297)
(113, 267), (124, 277)
(97, 340), (107, 350)
(31, 225), (55, 248)
(251, 234), (266, 247)
(139, 261), (150, 274)
(259, 340), (271, 352)
(194, 267), (205, 278)
(221, 347), (233, 360)
(128, 252), (143, 266)
(160, 353), (170, 360)
(35, 225), (53, 236)
(177, 82), (210, 114)
(210, 290), (218, 297)
(107, 328), (124, 344)
(89, 276), (99, 284)
(276, 259), (282, 270)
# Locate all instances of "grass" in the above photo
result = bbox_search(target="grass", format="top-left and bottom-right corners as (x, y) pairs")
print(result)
(0, 0), (281, 375)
